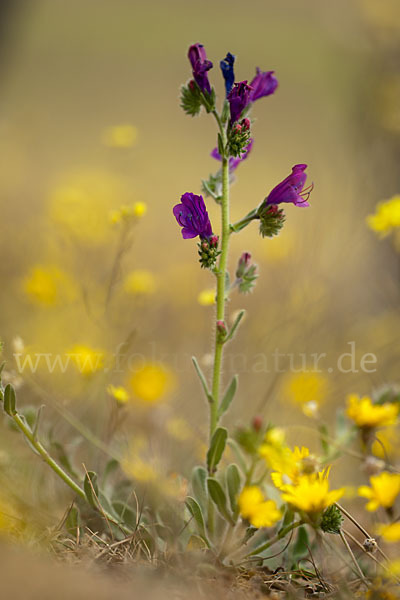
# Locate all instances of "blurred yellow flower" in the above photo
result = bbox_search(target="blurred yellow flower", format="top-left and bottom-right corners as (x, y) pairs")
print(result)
(269, 446), (315, 490)
(122, 456), (158, 483)
(197, 288), (216, 306)
(346, 394), (399, 429)
(358, 472), (400, 511)
(123, 270), (156, 295)
(129, 362), (174, 404)
(110, 201), (147, 224)
(23, 265), (77, 306)
(373, 426), (400, 459)
(281, 470), (344, 514)
(69, 344), (105, 375)
(282, 372), (328, 417)
(102, 124), (138, 148)
(0, 495), (21, 535)
(49, 170), (129, 244)
(376, 522), (400, 543)
(166, 417), (192, 441)
(238, 486), (282, 529)
(107, 384), (129, 404)
(367, 196), (400, 238)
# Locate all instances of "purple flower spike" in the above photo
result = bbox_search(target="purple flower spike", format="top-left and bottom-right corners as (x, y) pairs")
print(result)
(173, 192), (213, 239)
(188, 43), (213, 95)
(211, 138), (254, 172)
(249, 68), (278, 102)
(266, 164), (313, 207)
(227, 81), (253, 125)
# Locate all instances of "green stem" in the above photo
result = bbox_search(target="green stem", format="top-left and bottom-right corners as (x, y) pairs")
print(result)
(245, 519), (303, 557)
(230, 209), (258, 233)
(11, 412), (132, 534)
(209, 111), (230, 441)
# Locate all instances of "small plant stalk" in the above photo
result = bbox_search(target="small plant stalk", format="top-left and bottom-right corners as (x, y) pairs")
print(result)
(209, 113), (230, 440)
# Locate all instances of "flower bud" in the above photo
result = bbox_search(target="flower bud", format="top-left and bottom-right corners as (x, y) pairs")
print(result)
(320, 505), (343, 535)
(236, 252), (252, 278)
(251, 415), (263, 432)
(228, 118), (252, 158)
(198, 236), (220, 270)
(257, 203), (285, 238)
(235, 252), (258, 294)
(216, 320), (227, 343)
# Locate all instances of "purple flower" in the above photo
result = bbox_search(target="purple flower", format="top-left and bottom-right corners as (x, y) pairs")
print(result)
(265, 164), (313, 207)
(227, 81), (253, 125)
(249, 68), (278, 102)
(188, 43), (213, 95)
(173, 192), (213, 239)
(220, 52), (235, 96)
(211, 138), (253, 171)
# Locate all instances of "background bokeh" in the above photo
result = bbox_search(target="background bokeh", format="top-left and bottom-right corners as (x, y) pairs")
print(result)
(0, 0), (399, 538)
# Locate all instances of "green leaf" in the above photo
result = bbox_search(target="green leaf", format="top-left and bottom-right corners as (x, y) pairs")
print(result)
(226, 463), (241, 516)
(3, 384), (16, 416)
(292, 525), (309, 562)
(207, 427), (227, 474)
(102, 458), (119, 487)
(226, 438), (248, 474)
(65, 506), (80, 536)
(191, 465), (208, 509)
(180, 83), (201, 116)
(225, 310), (245, 343)
(218, 376), (238, 418)
(192, 356), (213, 404)
(185, 496), (207, 539)
(84, 471), (99, 509)
(0, 361), (6, 379)
(217, 133), (225, 158)
(207, 478), (234, 525)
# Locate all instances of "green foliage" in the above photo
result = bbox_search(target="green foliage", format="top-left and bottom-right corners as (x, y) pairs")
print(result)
(3, 384), (16, 416)
(226, 463), (241, 516)
(207, 427), (228, 474)
(185, 496), (208, 542)
(180, 82), (201, 116)
(207, 477), (234, 525)
(83, 471), (99, 508)
(218, 376), (238, 418)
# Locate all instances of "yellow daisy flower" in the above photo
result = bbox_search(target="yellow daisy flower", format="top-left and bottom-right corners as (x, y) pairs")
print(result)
(346, 394), (399, 429)
(358, 472), (400, 511)
(238, 486), (282, 529)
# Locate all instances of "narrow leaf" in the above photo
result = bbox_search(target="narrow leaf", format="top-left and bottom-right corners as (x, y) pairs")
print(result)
(207, 478), (234, 525)
(191, 465), (208, 509)
(225, 310), (245, 343)
(226, 463), (241, 515)
(185, 496), (207, 538)
(3, 384), (16, 416)
(84, 471), (99, 509)
(192, 356), (213, 404)
(218, 376), (238, 418)
(206, 427), (227, 474)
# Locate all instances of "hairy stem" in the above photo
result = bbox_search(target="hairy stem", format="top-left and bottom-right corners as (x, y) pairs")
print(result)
(11, 412), (131, 534)
(209, 111), (230, 440)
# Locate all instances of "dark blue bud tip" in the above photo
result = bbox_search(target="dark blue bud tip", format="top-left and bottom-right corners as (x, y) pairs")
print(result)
(220, 52), (236, 97)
